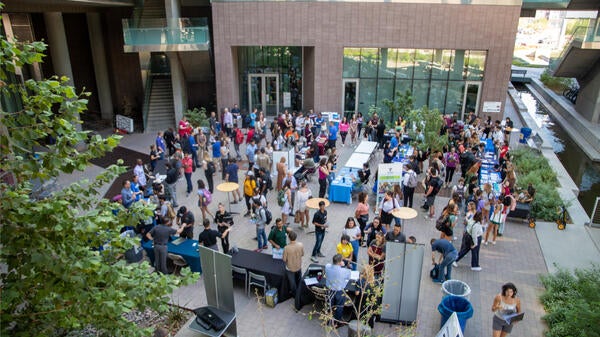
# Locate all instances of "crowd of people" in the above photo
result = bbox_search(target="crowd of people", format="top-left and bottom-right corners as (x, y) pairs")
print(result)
(116, 106), (528, 334)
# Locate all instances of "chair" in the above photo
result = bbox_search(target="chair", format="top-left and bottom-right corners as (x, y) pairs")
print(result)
(311, 286), (330, 311)
(248, 271), (268, 297)
(167, 253), (188, 275)
(231, 265), (248, 294)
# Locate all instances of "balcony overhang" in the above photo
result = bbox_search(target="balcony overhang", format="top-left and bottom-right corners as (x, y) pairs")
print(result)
(553, 40), (600, 79)
(122, 18), (210, 53)
(124, 43), (210, 53)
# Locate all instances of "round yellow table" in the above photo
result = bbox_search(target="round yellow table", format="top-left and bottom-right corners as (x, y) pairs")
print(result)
(391, 207), (418, 220)
(216, 182), (240, 213)
(305, 198), (330, 209)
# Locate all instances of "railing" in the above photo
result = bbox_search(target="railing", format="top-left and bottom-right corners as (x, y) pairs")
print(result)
(122, 18), (209, 46)
(549, 20), (599, 72)
(142, 73), (154, 131)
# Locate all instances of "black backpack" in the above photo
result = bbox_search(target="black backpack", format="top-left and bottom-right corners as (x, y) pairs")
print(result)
(206, 161), (216, 175)
(435, 214), (450, 231)
(261, 207), (273, 225)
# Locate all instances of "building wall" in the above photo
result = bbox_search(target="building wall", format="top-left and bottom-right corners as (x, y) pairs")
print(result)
(212, 2), (520, 119)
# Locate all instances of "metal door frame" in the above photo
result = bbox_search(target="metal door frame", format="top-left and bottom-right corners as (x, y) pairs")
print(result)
(248, 73), (279, 117)
(342, 78), (360, 117)
(461, 81), (482, 119)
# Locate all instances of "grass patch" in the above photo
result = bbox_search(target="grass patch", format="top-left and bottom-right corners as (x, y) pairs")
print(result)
(512, 57), (547, 68)
(539, 69), (574, 93)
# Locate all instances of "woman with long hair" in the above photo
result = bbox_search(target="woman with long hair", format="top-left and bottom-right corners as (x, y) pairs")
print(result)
(295, 180), (312, 228)
(318, 157), (329, 198)
(492, 283), (522, 337)
(485, 197), (503, 245)
(343, 217), (361, 270)
(196, 179), (214, 221)
(367, 231), (386, 277)
(281, 179), (292, 225)
(349, 114), (358, 146)
(339, 116), (349, 146)
(354, 192), (370, 246)
(336, 234), (354, 269)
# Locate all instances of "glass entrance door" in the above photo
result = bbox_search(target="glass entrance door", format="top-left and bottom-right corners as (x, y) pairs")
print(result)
(248, 74), (279, 117)
(342, 79), (359, 119)
(462, 81), (481, 120)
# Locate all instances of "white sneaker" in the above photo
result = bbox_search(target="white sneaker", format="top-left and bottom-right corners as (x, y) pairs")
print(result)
(483, 241), (488, 245)
(452, 262), (458, 267)
(471, 267), (482, 271)
(492, 241), (496, 245)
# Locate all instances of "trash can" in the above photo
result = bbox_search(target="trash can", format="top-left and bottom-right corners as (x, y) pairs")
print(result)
(441, 280), (471, 301)
(438, 295), (474, 333)
(519, 127), (532, 144)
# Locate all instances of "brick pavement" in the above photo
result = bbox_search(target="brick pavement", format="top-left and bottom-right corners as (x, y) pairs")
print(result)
(110, 130), (548, 337)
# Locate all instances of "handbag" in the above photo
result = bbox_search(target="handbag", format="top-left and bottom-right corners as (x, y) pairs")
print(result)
(294, 211), (301, 223)
(430, 264), (440, 279)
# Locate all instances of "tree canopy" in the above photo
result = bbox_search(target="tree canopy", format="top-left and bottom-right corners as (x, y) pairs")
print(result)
(0, 21), (195, 336)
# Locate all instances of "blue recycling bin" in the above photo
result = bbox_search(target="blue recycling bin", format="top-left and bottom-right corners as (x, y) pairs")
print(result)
(438, 295), (474, 333)
(519, 127), (532, 144)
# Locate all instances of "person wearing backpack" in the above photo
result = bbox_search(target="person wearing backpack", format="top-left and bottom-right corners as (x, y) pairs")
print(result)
(253, 199), (270, 252)
(197, 179), (214, 222)
(202, 152), (215, 194)
(423, 168), (443, 220)
(233, 125), (243, 161)
(402, 165), (418, 208)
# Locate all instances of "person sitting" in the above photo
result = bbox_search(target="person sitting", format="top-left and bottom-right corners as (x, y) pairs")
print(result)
(325, 254), (351, 328)
(361, 163), (371, 184)
(336, 234), (354, 269)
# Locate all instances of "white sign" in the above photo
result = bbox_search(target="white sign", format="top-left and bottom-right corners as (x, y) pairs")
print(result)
(435, 312), (464, 337)
(116, 114), (134, 133)
(283, 92), (291, 108)
(482, 101), (502, 113)
(376, 163), (403, 207)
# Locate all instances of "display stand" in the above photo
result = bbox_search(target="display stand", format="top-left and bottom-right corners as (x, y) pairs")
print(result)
(375, 163), (403, 209)
(380, 242), (424, 324)
(272, 149), (295, 174)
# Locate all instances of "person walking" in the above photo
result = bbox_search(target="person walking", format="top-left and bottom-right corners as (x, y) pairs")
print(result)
(202, 152), (215, 194)
(454, 211), (483, 271)
(253, 200), (269, 252)
(283, 231), (304, 297)
(295, 181), (312, 228)
(197, 179), (214, 221)
(214, 203), (233, 253)
(317, 158), (329, 198)
(224, 158), (242, 203)
(243, 171), (257, 216)
(342, 217), (361, 271)
(339, 117), (349, 146)
(276, 157), (287, 191)
(402, 165), (418, 207)
(492, 283), (522, 337)
(310, 201), (328, 262)
(146, 218), (184, 274)
(354, 192), (370, 246)
(182, 152), (194, 195)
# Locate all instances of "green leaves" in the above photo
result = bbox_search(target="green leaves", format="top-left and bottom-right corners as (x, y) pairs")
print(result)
(0, 25), (198, 337)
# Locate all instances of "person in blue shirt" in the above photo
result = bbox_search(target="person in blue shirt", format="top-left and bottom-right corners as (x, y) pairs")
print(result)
(130, 175), (143, 202)
(430, 232), (458, 283)
(246, 139), (257, 168)
(390, 131), (399, 150)
(212, 139), (221, 170)
(156, 131), (166, 160)
(325, 254), (351, 327)
(121, 180), (134, 208)
(250, 108), (257, 128)
(224, 158), (242, 202)
(328, 121), (338, 149)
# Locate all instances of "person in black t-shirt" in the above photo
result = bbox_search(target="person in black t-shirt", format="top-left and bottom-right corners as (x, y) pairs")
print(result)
(198, 219), (230, 252)
(146, 218), (184, 274)
(214, 203), (233, 253)
(310, 201), (328, 262)
(176, 206), (195, 239)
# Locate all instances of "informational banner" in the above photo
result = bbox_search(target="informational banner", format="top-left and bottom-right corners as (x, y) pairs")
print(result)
(482, 101), (502, 113)
(376, 163), (403, 207)
(283, 92), (291, 108)
(116, 114), (134, 133)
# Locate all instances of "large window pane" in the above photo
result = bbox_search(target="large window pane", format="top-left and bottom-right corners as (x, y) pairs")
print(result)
(343, 48), (361, 78)
(360, 48), (380, 78)
(431, 50), (452, 80)
(358, 79), (377, 113)
(395, 80), (412, 99)
(446, 81), (465, 115)
(450, 50), (465, 80)
(429, 81), (447, 112)
(412, 80), (429, 108)
(414, 49), (433, 79)
(378, 48), (395, 78)
(377, 79), (394, 120)
(466, 50), (486, 80)
(395, 49), (415, 80)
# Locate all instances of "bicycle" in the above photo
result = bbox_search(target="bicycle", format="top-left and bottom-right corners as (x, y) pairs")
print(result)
(556, 204), (568, 230)
(563, 84), (579, 104)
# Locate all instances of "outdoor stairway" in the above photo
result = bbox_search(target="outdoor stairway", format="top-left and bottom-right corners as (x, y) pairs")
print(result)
(146, 77), (175, 132)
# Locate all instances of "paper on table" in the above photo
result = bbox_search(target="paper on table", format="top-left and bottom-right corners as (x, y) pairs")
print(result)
(350, 271), (360, 280)
(304, 277), (319, 286)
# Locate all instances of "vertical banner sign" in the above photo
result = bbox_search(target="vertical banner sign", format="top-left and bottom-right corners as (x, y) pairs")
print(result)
(376, 163), (403, 207)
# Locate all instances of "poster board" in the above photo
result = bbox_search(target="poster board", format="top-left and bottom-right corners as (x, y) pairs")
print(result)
(283, 92), (291, 108)
(376, 163), (403, 208)
(272, 149), (295, 174)
(482, 101), (502, 113)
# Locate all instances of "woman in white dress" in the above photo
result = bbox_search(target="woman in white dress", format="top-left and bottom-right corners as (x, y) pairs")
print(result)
(281, 179), (292, 225)
(295, 181), (312, 228)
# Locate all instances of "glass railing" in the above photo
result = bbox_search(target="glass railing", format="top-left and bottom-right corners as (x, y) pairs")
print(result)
(122, 18), (209, 46)
(549, 20), (599, 72)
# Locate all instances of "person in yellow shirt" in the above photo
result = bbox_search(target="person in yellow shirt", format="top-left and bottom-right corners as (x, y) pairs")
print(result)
(243, 171), (257, 217)
(336, 234), (354, 269)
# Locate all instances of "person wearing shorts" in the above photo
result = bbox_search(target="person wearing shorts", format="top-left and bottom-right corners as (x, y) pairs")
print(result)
(492, 283), (521, 337)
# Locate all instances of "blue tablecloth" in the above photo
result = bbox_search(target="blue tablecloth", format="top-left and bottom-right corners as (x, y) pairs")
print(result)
(392, 144), (414, 164)
(329, 167), (358, 204)
(142, 237), (202, 273)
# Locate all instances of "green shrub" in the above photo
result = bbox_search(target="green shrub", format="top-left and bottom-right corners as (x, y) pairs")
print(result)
(184, 107), (210, 128)
(539, 266), (600, 337)
(539, 69), (573, 93)
(511, 148), (562, 220)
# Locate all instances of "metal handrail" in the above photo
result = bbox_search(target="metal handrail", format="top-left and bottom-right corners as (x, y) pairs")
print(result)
(142, 72), (154, 131)
(550, 21), (598, 72)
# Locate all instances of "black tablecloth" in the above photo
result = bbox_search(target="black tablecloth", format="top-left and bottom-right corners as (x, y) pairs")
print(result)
(231, 249), (291, 302)
(294, 264), (358, 310)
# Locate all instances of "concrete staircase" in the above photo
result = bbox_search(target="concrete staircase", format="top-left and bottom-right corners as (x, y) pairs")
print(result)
(146, 77), (175, 132)
(134, 0), (165, 26)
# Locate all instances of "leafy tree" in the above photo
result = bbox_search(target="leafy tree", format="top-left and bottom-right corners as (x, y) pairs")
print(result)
(0, 22), (196, 336)
(405, 106), (447, 153)
(381, 90), (414, 124)
(184, 107), (210, 128)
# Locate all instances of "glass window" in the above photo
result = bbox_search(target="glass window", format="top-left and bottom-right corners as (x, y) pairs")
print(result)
(395, 49), (415, 80)
(395, 80), (412, 100)
(378, 48), (395, 78)
(466, 50), (486, 80)
(450, 50), (465, 80)
(413, 49), (433, 79)
(343, 48), (361, 78)
(431, 50), (452, 80)
(446, 81), (465, 115)
(377, 79), (395, 117)
(360, 48), (380, 78)
(429, 81), (447, 112)
(358, 79), (377, 113)
(412, 80), (429, 108)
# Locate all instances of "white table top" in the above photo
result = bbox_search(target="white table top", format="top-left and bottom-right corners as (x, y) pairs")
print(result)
(355, 141), (378, 154)
(345, 153), (372, 169)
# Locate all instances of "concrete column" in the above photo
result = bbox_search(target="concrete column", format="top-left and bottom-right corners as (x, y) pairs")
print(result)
(44, 12), (81, 131)
(165, 0), (181, 27)
(86, 12), (113, 121)
(169, 52), (187, 122)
